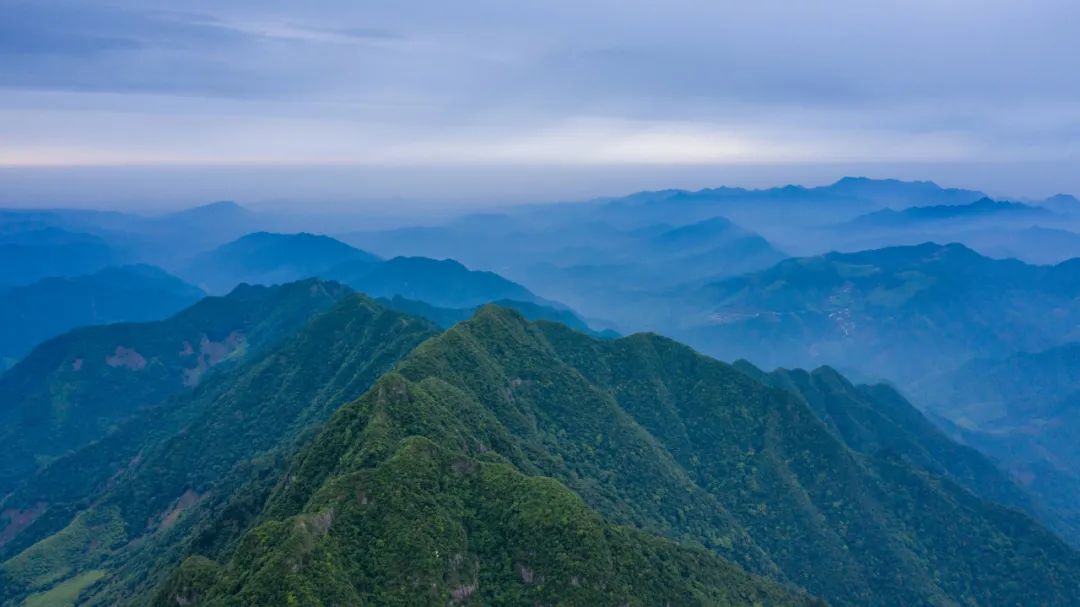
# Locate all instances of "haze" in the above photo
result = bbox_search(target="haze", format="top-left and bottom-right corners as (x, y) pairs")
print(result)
(2, 0), (1079, 210)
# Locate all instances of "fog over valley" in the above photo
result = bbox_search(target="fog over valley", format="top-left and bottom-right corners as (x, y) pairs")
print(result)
(4, 2), (1080, 606)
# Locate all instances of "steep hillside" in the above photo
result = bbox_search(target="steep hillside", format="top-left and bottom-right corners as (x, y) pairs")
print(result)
(147, 307), (1080, 607)
(0, 279), (351, 496)
(0, 293), (441, 606)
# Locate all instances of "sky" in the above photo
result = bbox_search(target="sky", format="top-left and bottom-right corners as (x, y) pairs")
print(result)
(1, 0), (1079, 210)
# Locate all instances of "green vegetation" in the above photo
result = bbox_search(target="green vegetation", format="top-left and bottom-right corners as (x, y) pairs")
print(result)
(156, 433), (813, 606)
(0, 290), (440, 606)
(7, 300), (1080, 606)
(1, 508), (122, 599)
(378, 294), (616, 338)
(0, 264), (203, 365)
(0, 279), (351, 497)
(22, 570), (106, 607)
(152, 307), (1080, 606)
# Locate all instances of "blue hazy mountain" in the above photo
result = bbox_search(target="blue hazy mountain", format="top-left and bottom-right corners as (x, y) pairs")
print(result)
(590, 176), (988, 230)
(377, 294), (617, 338)
(919, 342), (1080, 546)
(183, 232), (381, 293)
(0, 265), (203, 369)
(1041, 193), (1080, 214)
(344, 213), (785, 329)
(0, 228), (118, 287)
(682, 242), (1080, 385)
(329, 256), (544, 308)
(185, 232), (554, 310)
(0, 279), (354, 497)
(0, 202), (265, 270)
(847, 197), (1054, 227)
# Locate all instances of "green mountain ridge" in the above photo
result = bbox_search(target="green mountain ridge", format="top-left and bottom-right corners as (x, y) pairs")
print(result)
(377, 294), (617, 338)
(5, 294), (1080, 606)
(0, 279), (352, 498)
(143, 306), (1080, 607)
(0, 291), (441, 606)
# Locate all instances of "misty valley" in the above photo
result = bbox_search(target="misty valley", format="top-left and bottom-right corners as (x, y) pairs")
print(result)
(1, 178), (1080, 605)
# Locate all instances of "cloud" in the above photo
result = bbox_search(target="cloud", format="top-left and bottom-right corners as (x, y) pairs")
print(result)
(0, 0), (1079, 203)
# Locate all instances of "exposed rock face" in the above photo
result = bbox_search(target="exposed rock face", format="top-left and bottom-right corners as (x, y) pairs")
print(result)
(106, 346), (147, 370)
(181, 331), (246, 386)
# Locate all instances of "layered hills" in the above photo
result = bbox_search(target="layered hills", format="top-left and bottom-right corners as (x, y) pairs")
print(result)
(0, 265), (203, 369)
(15, 304), (1066, 606)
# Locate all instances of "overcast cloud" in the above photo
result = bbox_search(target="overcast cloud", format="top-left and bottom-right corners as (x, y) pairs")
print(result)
(1, 0), (1078, 209)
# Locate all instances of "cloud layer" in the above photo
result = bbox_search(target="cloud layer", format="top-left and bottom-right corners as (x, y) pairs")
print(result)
(1, 0), (1078, 206)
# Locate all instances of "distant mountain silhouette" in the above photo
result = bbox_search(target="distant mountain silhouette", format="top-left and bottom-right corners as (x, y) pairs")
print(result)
(0, 265), (202, 368)
(682, 242), (1080, 384)
(0, 228), (118, 287)
(847, 197), (1052, 227)
(183, 232), (380, 293)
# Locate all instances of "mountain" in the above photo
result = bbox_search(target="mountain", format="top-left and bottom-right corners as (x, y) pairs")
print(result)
(847, 197), (1053, 228)
(329, 256), (542, 309)
(824, 176), (987, 206)
(683, 242), (1080, 384)
(75, 306), (1079, 607)
(916, 342), (1080, 545)
(158, 201), (252, 227)
(736, 362), (1080, 543)
(921, 342), (1080, 426)
(0, 228), (118, 288)
(1040, 193), (1080, 214)
(183, 232), (381, 294)
(591, 177), (988, 231)
(964, 225), (1080, 265)
(343, 214), (785, 329)
(0, 291), (442, 607)
(378, 295), (618, 338)
(0, 203), (267, 270)
(152, 432), (813, 606)
(184, 232), (549, 311)
(0, 265), (203, 369)
(339, 178), (993, 329)
(0, 279), (352, 497)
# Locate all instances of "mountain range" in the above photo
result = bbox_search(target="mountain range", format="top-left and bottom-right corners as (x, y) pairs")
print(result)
(0, 265), (203, 370)
(680, 242), (1080, 384)
(3, 295), (1080, 605)
(6, 178), (1080, 605)
(0, 229), (118, 288)
(916, 341), (1080, 545)
(0, 279), (353, 498)
(183, 232), (551, 310)
(845, 197), (1054, 228)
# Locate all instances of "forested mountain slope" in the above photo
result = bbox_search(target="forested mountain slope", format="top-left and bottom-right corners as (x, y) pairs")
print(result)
(146, 307), (1080, 607)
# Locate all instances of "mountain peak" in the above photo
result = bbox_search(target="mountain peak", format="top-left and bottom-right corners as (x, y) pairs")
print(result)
(165, 200), (250, 220)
